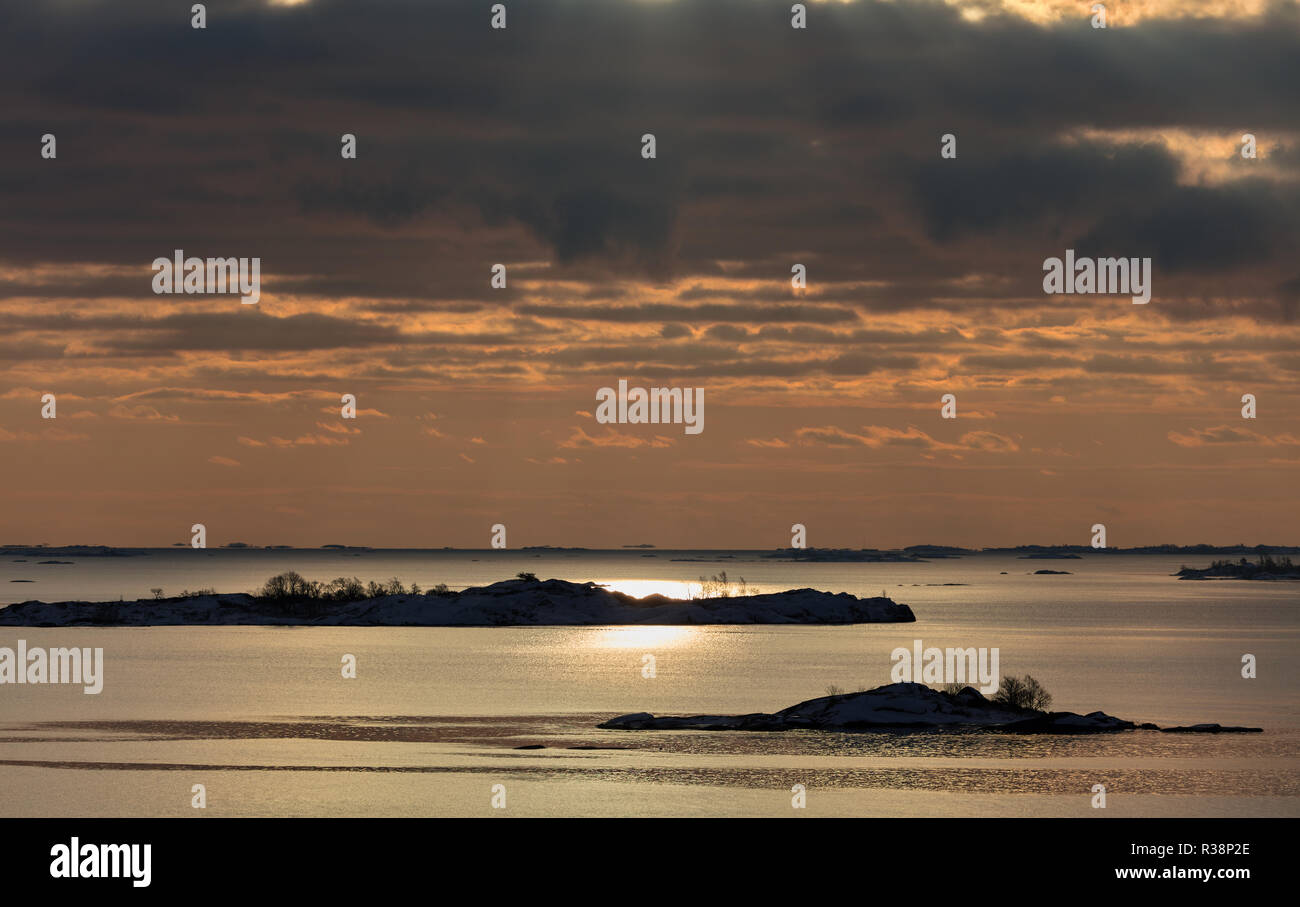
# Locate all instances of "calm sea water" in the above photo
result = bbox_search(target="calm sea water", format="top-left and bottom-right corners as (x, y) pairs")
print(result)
(1, 550), (1297, 817)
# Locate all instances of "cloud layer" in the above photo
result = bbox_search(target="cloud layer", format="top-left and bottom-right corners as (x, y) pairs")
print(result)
(1, 0), (1296, 547)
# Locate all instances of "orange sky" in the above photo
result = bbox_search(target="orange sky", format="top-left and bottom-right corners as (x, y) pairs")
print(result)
(1, 0), (1296, 548)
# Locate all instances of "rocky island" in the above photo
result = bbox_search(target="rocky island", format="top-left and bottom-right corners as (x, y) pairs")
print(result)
(0, 574), (916, 627)
(599, 682), (1262, 734)
(1176, 555), (1299, 581)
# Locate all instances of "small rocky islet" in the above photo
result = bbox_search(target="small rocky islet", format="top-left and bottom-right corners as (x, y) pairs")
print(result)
(599, 682), (1263, 735)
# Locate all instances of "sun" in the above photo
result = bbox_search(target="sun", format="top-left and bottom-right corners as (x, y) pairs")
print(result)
(598, 579), (695, 600)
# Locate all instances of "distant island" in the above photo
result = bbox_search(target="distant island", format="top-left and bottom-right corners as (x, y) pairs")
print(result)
(3, 543), (1298, 557)
(1176, 555), (1300, 581)
(0, 574), (916, 627)
(600, 682), (1262, 734)
(0, 545), (144, 558)
(764, 548), (925, 563)
(901, 545), (971, 558)
(986, 544), (1300, 556)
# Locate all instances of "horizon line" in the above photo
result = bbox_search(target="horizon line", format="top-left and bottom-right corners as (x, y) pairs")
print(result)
(4, 543), (1299, 552)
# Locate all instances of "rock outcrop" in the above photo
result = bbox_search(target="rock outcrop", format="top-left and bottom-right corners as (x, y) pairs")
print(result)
(598, 682), (1262, 734)
(0, 577), (916, 627)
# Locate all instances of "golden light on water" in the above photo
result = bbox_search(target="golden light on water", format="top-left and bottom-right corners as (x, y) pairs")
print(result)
(591, 626), (699, 650)
(591, 580), (733, 649)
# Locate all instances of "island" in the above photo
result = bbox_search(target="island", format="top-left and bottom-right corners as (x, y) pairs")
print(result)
(599, 682), (1262, 734)
(1, 545), (145, 558)
(764, 547), (924, 563)
(1176, 555), (1299, 581)
(0, 574), (916, 627)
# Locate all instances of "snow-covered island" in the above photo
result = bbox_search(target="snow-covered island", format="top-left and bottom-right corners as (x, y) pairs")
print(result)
(599, 682), (1262, 734)
(0, 576), (916, 627)
(1176, 555), (1299, 581)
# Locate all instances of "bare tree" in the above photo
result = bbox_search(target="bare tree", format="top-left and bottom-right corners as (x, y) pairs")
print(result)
(992, 674), (1053, 711)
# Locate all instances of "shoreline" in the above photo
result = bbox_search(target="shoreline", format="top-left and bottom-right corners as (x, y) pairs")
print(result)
(6, 544), (1300, 557)
(0, 576), (917, 628)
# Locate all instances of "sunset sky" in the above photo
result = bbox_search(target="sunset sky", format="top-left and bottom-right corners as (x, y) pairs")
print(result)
(1, 0), (1297, 549)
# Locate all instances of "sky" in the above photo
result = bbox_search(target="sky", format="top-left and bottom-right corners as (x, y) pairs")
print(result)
(0, 0), (1297, 549)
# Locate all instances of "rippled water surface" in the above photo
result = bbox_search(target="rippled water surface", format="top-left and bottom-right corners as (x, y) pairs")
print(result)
(1, 551), (1296, 816)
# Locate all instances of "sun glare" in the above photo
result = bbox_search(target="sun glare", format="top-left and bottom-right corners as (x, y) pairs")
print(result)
(599, 579), (695, 600)
(591, 626), (699, 650)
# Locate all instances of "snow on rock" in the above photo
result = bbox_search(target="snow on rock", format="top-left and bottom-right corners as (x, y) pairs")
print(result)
(770, 683), (1030, 728)
(598, 682), (1261, 734)
(0, 577), (915, 627)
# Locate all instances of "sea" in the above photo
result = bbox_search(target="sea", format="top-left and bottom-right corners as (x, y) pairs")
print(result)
(1, 548), (1296, 817)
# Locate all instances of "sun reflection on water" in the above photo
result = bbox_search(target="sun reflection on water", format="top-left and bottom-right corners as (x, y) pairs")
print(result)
(587, 580), (716, 649)
(591, 625), (699, 649)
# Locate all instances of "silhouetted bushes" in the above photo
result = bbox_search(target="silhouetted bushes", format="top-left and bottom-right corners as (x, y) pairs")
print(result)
(252, 572), (463, 612)
(993, 674), (1053, 711)
(258, 572), (420, 602)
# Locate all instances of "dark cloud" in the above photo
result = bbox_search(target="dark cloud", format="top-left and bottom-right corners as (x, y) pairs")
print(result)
(901, 141), (1180, 243)
(1074, 180), (1296, 273)
(0, 0), (1294, 302)
(294, 168), (449, 228)
(102, 311), (404, 353)
(494, 184), (680, 272)
(0, 0), (1295, 403)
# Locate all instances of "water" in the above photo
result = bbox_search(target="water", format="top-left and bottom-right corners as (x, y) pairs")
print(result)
(1, 550), (1297, 816)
